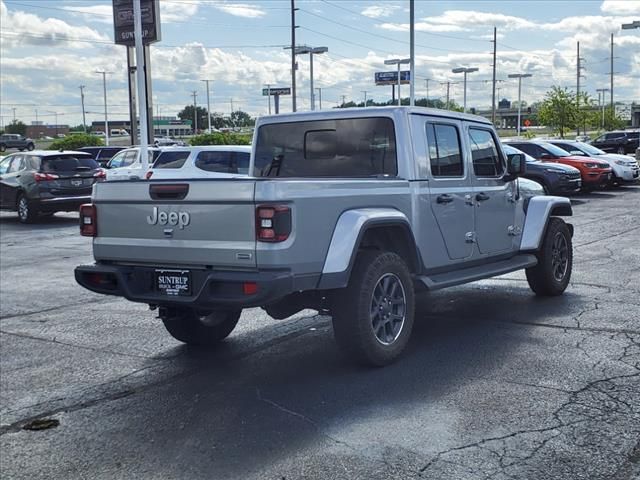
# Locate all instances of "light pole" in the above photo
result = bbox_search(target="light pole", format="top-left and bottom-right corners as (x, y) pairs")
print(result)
(451, 67), (479, 113)
(201, 79), (213, 133)
(315, 88), (322, 109)
(507, 73), (532, 137)
(361, 90), (369, 108)
(96, 71), (112, 145)
(622, 21), (640, 29)
(385, 58), (410, 106)
(596, 88), (610, 129)
(79, 85), (86, 132)
(295, 46), (328, 111)
(265, 84), (272, 114)
(191, 91), (198, 134)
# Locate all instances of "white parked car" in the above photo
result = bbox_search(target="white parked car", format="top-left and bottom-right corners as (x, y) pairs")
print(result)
(105, 146), (163, 180)
(153, 136), (186, 147)
(147, 145), (251, 179)
(549, 140), (639, 184)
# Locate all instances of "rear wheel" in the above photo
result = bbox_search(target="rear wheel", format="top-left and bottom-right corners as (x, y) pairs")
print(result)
(160, 307), (241, 346)
(26, 143), (35, 151)
(331, 250), (415, 366)
(617, 146), (625, 155)
(0, 144), (6, 152)
(526, 217), (572, 296)
(17, 194), (38, 224)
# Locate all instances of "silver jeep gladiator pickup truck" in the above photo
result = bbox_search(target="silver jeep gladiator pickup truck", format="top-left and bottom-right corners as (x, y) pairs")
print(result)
(75, 107), (573, 366)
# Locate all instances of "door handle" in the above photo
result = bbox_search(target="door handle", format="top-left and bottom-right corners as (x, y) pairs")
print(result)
(436, 194), (454, 204)
(476, 192), (490, 202)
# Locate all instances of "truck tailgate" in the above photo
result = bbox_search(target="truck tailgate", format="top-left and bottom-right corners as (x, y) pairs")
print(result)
(92, 179), (257, 268)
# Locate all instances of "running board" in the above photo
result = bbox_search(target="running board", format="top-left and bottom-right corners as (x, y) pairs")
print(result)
(417, 254), (538, 291)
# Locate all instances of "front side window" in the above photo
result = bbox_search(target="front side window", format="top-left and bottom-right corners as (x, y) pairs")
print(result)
(108, 151), (127, 168)
(0, 155), (14, 174)
(426, 123), (463, 177)
(469, 128), (504, 177)
(7, 156), (24, 173)
(254, 117), (397, 177)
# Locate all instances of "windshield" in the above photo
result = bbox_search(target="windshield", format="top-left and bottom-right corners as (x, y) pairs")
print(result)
(502, 144), (537, 163)
(40, 155), (98, 172)
(539, 143), (571, 157)
(575, 142), (605, 155)
(153, 151), (190, 169)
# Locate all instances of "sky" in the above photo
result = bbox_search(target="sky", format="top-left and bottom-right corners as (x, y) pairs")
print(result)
(1, 0), (639, 127)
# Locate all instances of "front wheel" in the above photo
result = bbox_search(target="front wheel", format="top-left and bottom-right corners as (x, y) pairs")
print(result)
(160, 308), (241, 346)
(331, 250), (415, 366)
(26, 143), (35, 151)
(617, 146), (626, 155)
(526, 217), (573, 296)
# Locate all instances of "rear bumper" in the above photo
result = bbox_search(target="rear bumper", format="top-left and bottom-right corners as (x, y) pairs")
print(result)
(36, 195), (91, 213)
(74, 263), (298, 309)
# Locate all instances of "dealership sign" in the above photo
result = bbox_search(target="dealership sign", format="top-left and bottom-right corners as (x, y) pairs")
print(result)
(375, 71), (411, 86)
(112, 0), (161, 46)
(262, 87), (291, 96)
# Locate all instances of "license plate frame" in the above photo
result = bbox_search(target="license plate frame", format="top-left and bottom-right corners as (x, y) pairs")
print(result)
(155, 269), (191, 296)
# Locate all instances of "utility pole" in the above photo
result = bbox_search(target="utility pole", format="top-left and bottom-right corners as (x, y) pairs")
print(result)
(362, 90), (369, 107)
(596, 88), (609, 129)
(576, 42), (585, 136)
(265, 84), (272, 114)
(316, 88), (322, 109)
(425, 79), (430, 106)
(610, 33), (614, 112)
(290, 0), (297, 112)
(35, 109), (38, 124)
(230, 98), (235, 127)
(441, 81), (451, 110)
(12, 108), (16, 122)
(491, 26), (497, 125)
(191, 90), (198, 133)
(508, 73), (533, 137)
(341, 95), (347, 107)
(96, 70), (112, 145)
(201, 79), (213, 133)
(79, 85), (87, 132)
(409, 0), (415, 106)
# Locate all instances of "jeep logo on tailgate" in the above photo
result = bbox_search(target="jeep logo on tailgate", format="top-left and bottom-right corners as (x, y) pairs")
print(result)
(147, 207), (190, 229)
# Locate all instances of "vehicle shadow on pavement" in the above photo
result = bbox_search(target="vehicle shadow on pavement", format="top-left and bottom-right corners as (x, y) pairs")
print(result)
(71, 283), (593, 479)
(0, 213), (78, 229)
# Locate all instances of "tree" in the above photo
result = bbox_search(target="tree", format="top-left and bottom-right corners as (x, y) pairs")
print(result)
(5, 120), (27, 136)
(603, 106), (626, 131)
(537, 87), (577, 138)
(230, 110), (254, 128)
(177, 105), (209, 132)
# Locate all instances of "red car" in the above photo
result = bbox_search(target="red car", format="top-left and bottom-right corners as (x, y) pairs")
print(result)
(506, 141), (612, 191)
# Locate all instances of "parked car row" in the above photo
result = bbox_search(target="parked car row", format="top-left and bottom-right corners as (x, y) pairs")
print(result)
(590, 129), (640, 155)
(504, 139), (638, 193)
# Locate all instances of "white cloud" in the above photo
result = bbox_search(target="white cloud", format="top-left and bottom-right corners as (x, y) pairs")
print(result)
(62, 4), (113, 24)
(212, 2), (266, 18)
(379, 22), (467, 32)
(600, 0), (640, 15)
(361, 5), (401, 19)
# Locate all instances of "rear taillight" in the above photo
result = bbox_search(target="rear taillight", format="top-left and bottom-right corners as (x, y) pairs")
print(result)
(79, 204), (97, 237)
(256, 205), (291, 242)
(34, 173), (59, 182)
(93, 169), (106, 180)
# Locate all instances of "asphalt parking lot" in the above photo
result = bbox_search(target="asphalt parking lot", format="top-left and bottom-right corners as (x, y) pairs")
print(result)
(1, 186), (639, 480)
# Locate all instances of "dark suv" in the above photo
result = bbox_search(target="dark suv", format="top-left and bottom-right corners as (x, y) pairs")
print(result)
(502, 144), (581, 194)
(590, 130), (640, 155)
(0, 134), (35, 152)
(78, 146), (125, 167)
(0, 150), (105, 223)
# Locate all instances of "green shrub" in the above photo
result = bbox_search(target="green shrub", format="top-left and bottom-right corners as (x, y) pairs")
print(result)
(48, 133), (104, 151)
(189, 132), (251, 146)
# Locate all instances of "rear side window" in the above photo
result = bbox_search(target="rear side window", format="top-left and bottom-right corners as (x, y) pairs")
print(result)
(510, 143), (541, 159)
(627, 132), (639, 139)
(426, 123), (463, 177)
(254, 117), (397, 177)
(469, 129), (504, 177)
(154, 151), (190, 169)
(41, 155), (98, 172)
(194, 151), (250, 174)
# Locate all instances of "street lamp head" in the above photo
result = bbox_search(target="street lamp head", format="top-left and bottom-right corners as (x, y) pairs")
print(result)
(311, 46), (328, 54)
(384, 58), (400, 65)
(294, 46), (311, 55)
(452, 67), (478, 74)
(621, 21), (640, 29)
(508, 73), (533, 79)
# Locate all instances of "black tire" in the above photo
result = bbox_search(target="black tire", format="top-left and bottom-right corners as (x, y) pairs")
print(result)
(0, 144), (6, 152)
(17, 194), (38, 224)
(526, 217), (572, 296)
(331, 250), (415, 367)
(160, 308), (241, 346)
(26, 143), (35, 151)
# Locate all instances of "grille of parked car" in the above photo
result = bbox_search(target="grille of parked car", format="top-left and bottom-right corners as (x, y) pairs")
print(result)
(564, 171), (581, 179)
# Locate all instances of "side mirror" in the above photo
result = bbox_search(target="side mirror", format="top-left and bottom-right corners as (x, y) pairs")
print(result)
(505, 153), (526, 181)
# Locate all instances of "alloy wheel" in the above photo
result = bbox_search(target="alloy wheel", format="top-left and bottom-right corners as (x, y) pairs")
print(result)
(370, 273), (406, 345)
(551, 232), (569, 282)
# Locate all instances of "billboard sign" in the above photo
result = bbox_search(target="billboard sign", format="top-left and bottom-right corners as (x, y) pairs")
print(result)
(113, 0), (161, 46)
(262, 87), (291, 96)
(375, 71), (411, 86)
(615, 104), (632, 121)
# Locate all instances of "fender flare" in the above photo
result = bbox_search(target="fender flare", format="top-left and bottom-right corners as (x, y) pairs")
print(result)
(317, 208), (419, 289)
(520, 196), (573, 251)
